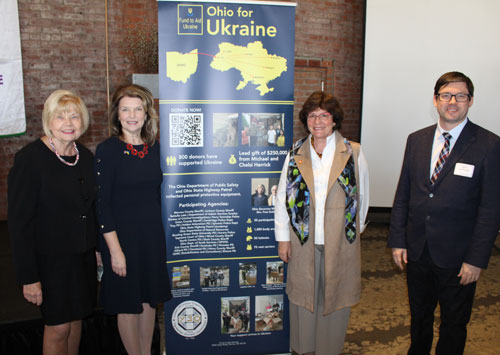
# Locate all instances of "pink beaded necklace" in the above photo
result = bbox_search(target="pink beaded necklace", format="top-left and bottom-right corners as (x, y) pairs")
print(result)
(49, 137), (79, 166)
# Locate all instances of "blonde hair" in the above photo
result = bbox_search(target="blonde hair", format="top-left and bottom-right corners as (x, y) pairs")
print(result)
(42, 90), (90, 138)
(109, 84), (158, 146)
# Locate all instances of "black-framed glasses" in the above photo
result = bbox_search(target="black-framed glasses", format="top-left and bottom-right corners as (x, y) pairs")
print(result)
(437, 93), (471, 102)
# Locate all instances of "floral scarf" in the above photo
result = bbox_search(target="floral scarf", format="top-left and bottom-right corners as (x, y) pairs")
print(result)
(286, 136), (358, 245)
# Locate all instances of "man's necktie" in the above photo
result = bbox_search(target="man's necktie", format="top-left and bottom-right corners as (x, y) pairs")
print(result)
(430, 132), (452, 184)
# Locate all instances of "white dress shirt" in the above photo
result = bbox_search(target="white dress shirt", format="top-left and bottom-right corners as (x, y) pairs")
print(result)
(429, 118), (468, 178)
(274, 133), (369, 244)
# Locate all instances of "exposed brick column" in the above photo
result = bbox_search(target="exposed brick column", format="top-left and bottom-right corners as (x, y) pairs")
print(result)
(294, 0), (364, 142)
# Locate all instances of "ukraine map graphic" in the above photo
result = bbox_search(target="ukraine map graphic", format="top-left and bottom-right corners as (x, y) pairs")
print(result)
(166, 41), (287, 96)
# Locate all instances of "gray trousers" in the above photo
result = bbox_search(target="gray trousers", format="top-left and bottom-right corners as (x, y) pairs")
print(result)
(289, 245), (351, 355)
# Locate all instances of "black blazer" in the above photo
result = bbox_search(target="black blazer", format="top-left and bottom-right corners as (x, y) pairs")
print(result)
(388, 121), (500, 269)
(8, 139), (97, 285)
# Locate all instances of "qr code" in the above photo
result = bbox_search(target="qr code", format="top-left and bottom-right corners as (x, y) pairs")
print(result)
(169, 114), (204, 147)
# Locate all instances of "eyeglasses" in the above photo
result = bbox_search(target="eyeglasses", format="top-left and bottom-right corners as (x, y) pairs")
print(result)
(437, 93), (471, 102)
(307, 113), (331, 121)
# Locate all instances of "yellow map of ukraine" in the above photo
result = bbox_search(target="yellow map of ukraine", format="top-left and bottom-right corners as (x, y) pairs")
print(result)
(166, 41), (287, 96)
(210, 41), (287, 96)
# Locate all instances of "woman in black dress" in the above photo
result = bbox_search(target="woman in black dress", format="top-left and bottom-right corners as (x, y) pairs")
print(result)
(95, 84), (171, 355)
(8, 90), (97, 355)
(251, 184), (269, 207)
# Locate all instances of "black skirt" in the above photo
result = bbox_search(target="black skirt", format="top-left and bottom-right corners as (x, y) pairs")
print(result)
(37, 250), (97, 325)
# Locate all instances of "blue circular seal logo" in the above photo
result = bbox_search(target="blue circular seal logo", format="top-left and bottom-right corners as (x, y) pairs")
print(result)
(171, 300), (208, 337)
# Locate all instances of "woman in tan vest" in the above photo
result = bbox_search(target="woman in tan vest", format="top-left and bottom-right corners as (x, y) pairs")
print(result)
(274, 91), (369, 355)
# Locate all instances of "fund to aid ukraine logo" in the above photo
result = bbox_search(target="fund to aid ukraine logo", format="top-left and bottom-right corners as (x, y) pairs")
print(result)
(171, 300), (208, 337)
(178, 4), (203, 35)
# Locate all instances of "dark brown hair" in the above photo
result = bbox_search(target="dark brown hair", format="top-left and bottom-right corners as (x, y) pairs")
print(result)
(109, 84), (158, 146)
(434, 71), (474, 97)
(298, 91), (344, 133)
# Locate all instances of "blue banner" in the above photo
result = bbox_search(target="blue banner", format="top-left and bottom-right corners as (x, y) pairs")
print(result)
(159, 1), (296, 353)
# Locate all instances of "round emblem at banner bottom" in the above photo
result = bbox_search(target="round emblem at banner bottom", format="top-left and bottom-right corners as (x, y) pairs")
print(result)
(171, 300), (208, 337)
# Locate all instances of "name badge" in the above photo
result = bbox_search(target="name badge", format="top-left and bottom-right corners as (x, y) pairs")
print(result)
(454, 163), (474, 178)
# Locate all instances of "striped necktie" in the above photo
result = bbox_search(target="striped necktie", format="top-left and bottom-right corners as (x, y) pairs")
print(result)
(430, 132), (452, 184)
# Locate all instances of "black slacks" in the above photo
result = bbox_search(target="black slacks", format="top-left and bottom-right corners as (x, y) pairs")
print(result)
(406, 244), (476, 355)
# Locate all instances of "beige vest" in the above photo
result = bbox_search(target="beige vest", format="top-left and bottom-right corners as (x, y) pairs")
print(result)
(286, 131), (361, 315)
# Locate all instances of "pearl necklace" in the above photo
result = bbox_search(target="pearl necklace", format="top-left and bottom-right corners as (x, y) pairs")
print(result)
(49, 137), (79, 166)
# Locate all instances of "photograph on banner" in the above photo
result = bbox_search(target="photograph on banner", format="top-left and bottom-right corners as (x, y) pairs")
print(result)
(159, 0), (296, 354)
(172, 265), (190, 289)
(255, 294), (284, 331)
(250, 177), (279, 208)
(221, 296), (251, 334)
(265, 261), (284, 284)
(200, 266), (230, 288)
(213, 113), (238, 147)
(242, 112), (285, 147)
(239, 262), (257, 286)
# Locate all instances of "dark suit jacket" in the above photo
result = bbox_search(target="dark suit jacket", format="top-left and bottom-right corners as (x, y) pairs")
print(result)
(388, 121), (500, 269)
(8, 139), (97, 285)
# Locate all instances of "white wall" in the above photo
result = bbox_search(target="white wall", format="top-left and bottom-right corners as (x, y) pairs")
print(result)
(361, 0), (500, 207)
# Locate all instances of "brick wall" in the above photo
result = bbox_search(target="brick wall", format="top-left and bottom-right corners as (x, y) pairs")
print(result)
(0, 0), (364, 220)
(294, 0), (365, 140)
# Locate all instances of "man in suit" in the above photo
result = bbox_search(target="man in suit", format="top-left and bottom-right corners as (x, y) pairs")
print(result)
(388, 71), (500, 354)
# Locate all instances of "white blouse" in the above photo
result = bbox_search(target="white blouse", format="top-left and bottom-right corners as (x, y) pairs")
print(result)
(274, 133), (369, 244)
